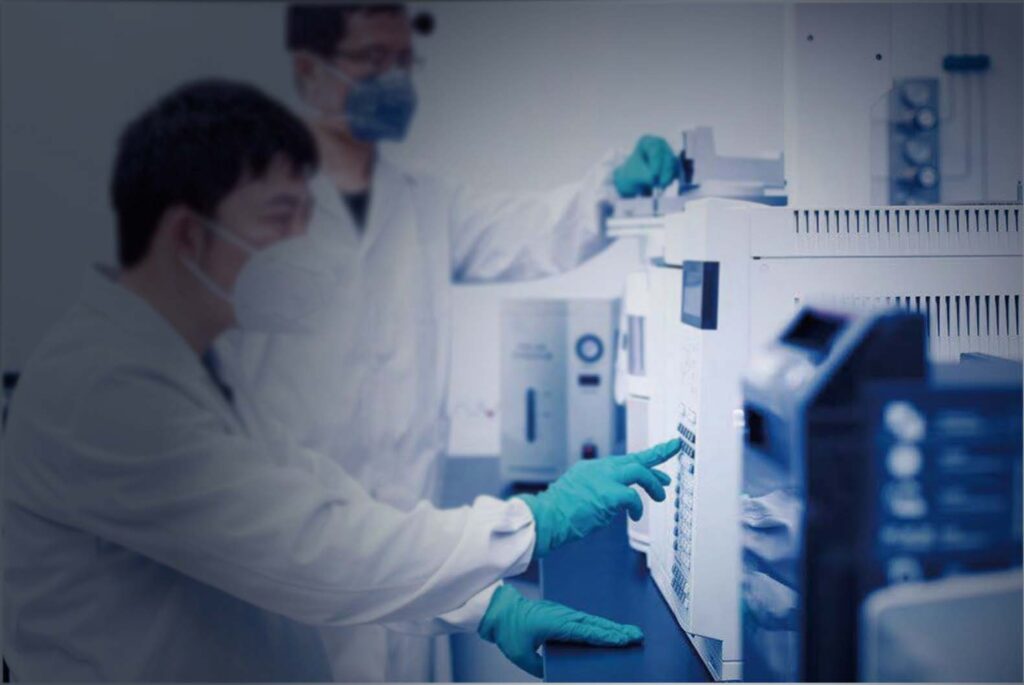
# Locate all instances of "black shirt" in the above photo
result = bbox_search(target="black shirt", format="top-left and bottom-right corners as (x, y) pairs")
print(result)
(343, 191), (370, 233)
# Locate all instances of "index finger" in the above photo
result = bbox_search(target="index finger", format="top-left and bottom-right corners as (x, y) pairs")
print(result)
(629, 438), (682, 467)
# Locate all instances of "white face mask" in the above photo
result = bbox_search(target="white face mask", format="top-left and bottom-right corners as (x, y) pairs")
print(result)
(182, 221), (345, 334)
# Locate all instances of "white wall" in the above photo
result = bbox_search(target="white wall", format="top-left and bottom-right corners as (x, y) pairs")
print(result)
(0, 1), (787, 456)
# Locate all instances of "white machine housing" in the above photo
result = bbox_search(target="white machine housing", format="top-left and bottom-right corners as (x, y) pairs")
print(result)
(860, 568), (1023, 682)
(645, 198), (1023, 681)
(606, 123), (788, 553)
(619, 273), (651, 550)
(619, 266), (669, 552)
(500, 298), (620, 483)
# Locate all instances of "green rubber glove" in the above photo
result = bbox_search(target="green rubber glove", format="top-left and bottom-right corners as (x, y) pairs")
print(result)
(518, 439), (681, 559)
(613, 135), (681, 198)
(478, 584), (643, 677)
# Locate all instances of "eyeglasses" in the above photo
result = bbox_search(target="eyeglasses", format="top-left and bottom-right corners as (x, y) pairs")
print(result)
(331, 46), (424, 73)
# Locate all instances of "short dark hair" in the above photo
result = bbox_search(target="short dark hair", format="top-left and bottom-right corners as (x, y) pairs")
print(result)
(286, 3), (407, 58)
(111, 79), (318, 267)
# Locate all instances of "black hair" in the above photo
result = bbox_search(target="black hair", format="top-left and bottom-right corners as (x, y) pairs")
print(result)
(111, 78), (318, 267)
(286, 3), (430, 58)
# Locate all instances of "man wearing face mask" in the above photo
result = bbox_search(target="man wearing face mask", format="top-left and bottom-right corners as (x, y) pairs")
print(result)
(2, 79), (682, 682)
(217, 6), (680, 679)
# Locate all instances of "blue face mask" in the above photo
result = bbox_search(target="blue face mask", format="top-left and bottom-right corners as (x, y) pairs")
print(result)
(322, 64), (417, 141)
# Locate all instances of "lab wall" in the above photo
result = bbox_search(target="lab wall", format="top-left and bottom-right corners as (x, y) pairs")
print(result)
(0, 1), (787, 456)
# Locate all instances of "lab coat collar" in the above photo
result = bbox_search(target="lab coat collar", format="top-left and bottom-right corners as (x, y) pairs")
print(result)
(309, 174), (360, 249)
(79, 265), (206, 374)
(364, 154), (404, 250)
(307, 154), (405, 256)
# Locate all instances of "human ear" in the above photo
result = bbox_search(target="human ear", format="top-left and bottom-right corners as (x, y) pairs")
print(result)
(162, 206), (207, 263)
(293, 51), (321, 103)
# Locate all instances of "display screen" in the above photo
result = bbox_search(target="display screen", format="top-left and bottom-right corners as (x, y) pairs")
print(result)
(681, 260), (719, 330)
(682, 269), (704, 319)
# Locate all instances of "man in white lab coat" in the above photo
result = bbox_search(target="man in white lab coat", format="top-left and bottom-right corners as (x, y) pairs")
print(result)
(2, 79), (680, 682)
(217, 6), (681, 679)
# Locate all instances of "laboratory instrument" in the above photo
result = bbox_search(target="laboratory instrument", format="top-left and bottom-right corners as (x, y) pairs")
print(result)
(860, 568), (1022, 681)
(602, 126), (786, 239)
(500, 298), (621, 483)
(741, 306), (1022, 681)
(643, 198), (1022, 681)
(609, 125), (787, 553)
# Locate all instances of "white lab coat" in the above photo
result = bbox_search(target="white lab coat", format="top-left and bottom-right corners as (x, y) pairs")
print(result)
(1, 267), (535, 682)
(217, 153), (618, 680)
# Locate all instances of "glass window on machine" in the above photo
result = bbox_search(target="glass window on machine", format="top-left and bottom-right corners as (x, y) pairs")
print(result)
(627, 315), (646, 376)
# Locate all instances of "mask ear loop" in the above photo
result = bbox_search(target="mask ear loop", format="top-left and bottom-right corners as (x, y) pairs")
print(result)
(180, 220), (254, 304)
(320, 60), (359, 87)
(202, 220), (258, 255)
(316, 60), (400, 133)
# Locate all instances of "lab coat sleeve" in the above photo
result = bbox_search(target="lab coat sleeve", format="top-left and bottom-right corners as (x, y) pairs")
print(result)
(6, 365), (536, 629)
(382, 582), (502, 636)
(447, 150), (623, 283)
(381, 499), (536, 635)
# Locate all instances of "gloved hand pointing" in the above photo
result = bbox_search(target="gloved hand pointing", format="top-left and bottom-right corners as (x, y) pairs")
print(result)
(518, 438), (682, 558)
(478, 584), (643, 677)
(613, 135), (680, 198)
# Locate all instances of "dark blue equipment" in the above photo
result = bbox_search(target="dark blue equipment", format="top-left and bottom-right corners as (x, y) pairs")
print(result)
(740, 307), (1023, 682)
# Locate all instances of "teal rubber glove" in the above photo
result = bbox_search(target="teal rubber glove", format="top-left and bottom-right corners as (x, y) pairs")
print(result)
(518, 438), (682, 558)
(478, 584), (643, 677)
(613, 135), (680, 198)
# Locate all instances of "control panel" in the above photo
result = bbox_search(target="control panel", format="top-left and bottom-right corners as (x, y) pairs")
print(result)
(646, 246), (741, 681)
(669, 404), (697, 619)
(668, 323), (703, 619)
(645, 197), (1021, 682)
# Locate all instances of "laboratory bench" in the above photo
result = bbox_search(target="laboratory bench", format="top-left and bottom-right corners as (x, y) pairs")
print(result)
(441, 456), (711, 682)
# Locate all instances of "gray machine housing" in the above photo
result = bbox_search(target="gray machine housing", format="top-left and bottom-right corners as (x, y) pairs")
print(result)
(500, 298), (621, 483)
